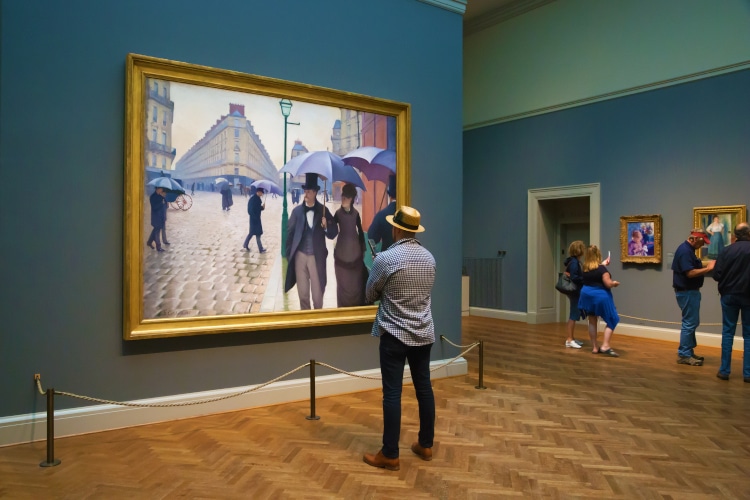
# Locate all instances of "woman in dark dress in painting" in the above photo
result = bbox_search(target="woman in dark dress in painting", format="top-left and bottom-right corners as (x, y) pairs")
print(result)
(332, 183), (367, 307)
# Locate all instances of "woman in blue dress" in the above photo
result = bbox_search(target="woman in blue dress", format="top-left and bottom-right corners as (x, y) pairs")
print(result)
(706, 215), (725, 260)
(578, 245), (621, 356)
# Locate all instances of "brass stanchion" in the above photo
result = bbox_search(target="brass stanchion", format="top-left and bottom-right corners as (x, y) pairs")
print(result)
(475, 341), (487, 390)
(40, 388), (61, 467)
(306, 360), (320, 420)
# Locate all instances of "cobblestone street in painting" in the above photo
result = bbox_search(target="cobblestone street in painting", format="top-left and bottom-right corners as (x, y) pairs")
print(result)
(142, 190), (342, 319)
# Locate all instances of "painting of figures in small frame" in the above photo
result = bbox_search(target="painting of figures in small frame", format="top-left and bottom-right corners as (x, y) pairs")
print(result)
(693, 205), (747, 262)
(619, 215), (662, 264)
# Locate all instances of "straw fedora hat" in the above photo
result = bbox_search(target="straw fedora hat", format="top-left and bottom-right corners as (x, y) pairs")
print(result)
(386, 206), (425, 233)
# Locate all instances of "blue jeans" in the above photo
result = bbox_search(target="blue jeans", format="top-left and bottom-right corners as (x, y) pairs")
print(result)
(718, 294), (750, 378)
(379, 332), (435, 459)
(675, 290), (701, 357)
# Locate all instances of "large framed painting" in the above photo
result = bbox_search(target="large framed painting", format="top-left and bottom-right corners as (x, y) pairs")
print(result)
(619, 215), (662, 264)
(692, 205), (747, 262)
(124, 54), (410, 340)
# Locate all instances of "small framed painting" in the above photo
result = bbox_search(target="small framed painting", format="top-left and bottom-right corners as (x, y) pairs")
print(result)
(619, 215), (662, 264)
(693, 205), (747, 261)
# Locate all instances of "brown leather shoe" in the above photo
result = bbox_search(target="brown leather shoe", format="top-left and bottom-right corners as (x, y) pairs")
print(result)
(411, 442), (433, 461)
(363, 450), (400, 471)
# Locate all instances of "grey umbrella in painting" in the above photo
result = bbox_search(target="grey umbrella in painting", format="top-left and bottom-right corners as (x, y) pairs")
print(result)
(147, 176), (185, 193)
(250, 179), (282, 196)
(279, 151), (366, 191)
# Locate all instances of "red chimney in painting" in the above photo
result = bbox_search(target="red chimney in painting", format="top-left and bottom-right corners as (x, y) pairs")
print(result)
(229, 103), (245, 116)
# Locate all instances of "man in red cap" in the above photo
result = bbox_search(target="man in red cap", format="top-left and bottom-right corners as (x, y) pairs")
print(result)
(672, 228), (715, 366)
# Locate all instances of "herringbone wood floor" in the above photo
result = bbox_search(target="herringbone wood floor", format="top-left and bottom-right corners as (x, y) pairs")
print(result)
(2, 317), (749, 499)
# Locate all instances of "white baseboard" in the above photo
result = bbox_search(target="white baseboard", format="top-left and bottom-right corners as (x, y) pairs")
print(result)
(0, 358), (467, 448)
(468, 308), (743, 352)
(470, 307), (528, 322)
(612, 322), (743, 351)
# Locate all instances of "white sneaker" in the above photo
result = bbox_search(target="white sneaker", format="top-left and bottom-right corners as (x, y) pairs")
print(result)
(573, 339), (584, 346)
(565, 340), (582, 349)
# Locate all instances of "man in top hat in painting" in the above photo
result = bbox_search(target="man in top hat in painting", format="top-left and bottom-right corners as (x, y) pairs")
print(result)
(284, 173), (338, 309)
(367, 174), (397, 253)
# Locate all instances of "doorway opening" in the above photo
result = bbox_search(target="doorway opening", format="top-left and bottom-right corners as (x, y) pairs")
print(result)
(527, 184), (600, 324)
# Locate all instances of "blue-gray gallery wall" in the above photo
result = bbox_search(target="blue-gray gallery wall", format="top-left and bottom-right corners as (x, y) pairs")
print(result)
(0, 0), (463, 417)
(463, 69), (750, 326)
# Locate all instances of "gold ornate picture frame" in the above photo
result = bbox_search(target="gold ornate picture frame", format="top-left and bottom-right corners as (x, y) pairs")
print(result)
(124, 54), (411, 340)
(619, 214), (662, 264)
(692, 205), (747, 261)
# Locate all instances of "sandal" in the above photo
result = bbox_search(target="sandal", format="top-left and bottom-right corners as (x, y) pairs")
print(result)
(599, 348), (619, 357)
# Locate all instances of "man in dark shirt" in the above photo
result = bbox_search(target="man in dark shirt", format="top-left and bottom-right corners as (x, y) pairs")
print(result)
(671, 228), (715, 366)
(713, 222), (750, 382)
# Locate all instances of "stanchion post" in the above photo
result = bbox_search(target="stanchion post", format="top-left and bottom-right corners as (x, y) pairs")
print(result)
(306, 359), (320, 420)
(40, 388), (61, 467)
(475, 341), (487, 390)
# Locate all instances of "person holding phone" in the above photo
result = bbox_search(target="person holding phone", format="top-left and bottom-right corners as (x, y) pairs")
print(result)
(578, 245), (621, 357)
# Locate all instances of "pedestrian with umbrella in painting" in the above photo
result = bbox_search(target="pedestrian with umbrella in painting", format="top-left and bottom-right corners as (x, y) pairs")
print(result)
(216, 178), (233, 211)
(284, 173), (338, 310)
(368, 174), (397, 253)
(342, 147), (397, 254)
(280, 151), (366, 310)
(145, 177), (180, 252)
(332, 183), (368, 307)
(243, 186), (267, 254)
(146, 177), (185, 250)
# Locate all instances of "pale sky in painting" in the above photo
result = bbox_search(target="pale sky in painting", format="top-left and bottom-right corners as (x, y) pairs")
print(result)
(170, 82), (341, 170)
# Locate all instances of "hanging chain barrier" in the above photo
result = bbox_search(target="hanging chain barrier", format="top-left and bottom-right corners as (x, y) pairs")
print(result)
(33, 335), (484, 466)
(35, 364), (310, 407)
(617, 313), (736, 327)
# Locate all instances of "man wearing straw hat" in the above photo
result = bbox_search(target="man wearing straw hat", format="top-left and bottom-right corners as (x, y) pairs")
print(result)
(363, 205), (436, 471)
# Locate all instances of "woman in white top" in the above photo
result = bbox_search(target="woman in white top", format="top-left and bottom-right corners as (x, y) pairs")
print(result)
(706, 215), (725, 259)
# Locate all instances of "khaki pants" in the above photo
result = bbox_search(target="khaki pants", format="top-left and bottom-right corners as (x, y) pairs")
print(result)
(295, 252), (324, 309)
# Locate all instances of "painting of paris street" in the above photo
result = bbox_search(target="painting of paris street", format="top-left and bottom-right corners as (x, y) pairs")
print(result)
(142, 78), (397, 320)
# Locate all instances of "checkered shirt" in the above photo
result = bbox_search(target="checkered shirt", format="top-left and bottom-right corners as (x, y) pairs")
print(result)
(366, 238), (436, 346)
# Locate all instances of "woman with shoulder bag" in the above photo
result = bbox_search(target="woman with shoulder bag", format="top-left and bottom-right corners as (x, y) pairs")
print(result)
(564, 241), (585, 349)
